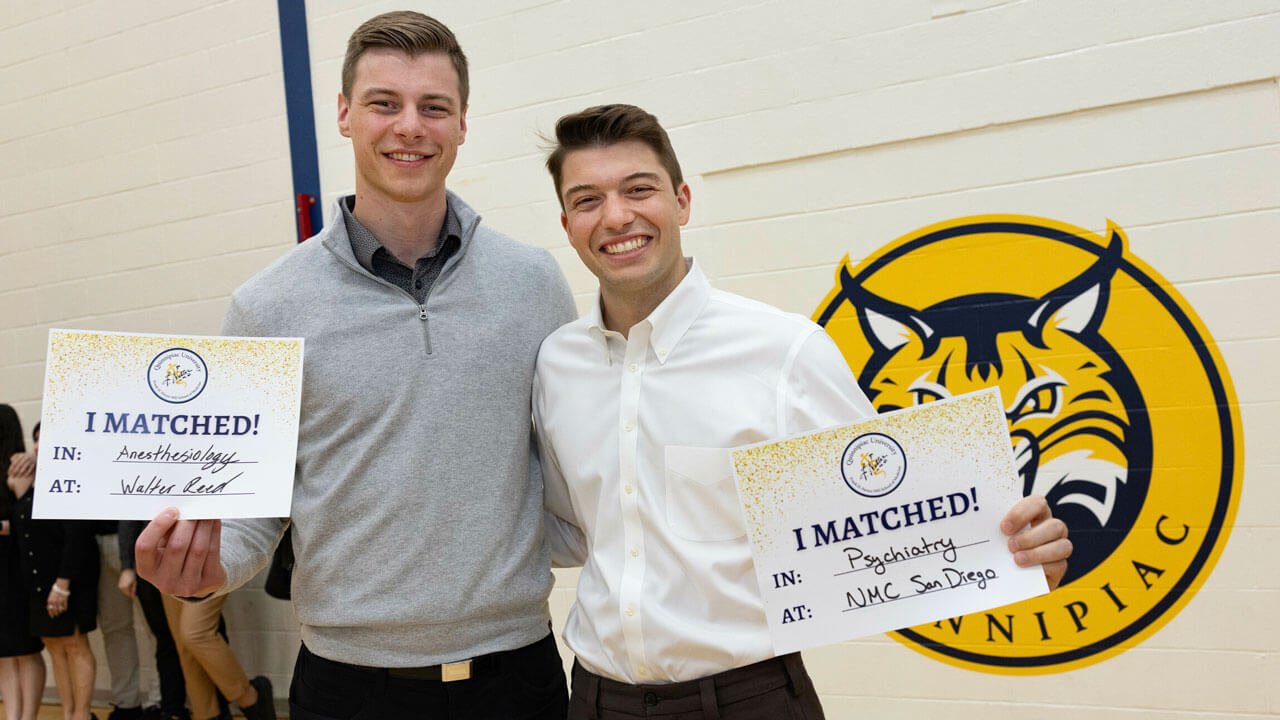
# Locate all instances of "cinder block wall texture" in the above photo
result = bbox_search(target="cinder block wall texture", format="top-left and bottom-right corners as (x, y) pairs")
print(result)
(2, 2), (1277, 717)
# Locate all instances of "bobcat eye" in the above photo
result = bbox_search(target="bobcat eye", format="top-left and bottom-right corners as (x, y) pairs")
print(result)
(912, 389), (944, 406)
(1010, 383), (1062, 421)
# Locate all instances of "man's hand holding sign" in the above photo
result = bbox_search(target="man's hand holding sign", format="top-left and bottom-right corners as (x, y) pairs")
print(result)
(1004, 494), (1071, 591)
(135, 510), (225, 598)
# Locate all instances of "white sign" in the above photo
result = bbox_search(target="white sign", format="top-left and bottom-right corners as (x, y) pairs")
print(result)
(34, 329), (304, 520)
(730, 388), (1048, 655)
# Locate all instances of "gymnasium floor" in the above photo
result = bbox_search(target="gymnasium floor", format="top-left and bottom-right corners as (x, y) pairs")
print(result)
(0, 705), (285, 719)
(0, 705), (126, 720)
(0, 703), (75, 719)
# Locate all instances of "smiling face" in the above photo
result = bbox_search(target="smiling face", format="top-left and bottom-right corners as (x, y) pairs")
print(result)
(337, 49), (467, 210)
(559, 141), (691, 324)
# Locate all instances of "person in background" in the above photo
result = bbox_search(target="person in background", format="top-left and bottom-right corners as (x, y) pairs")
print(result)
(155, 586), (264, 720)
(118, 520), (190, 720)
(8, 421), (100, 720)
(0, 404), (45, 720)
(93, 517), (156, 720)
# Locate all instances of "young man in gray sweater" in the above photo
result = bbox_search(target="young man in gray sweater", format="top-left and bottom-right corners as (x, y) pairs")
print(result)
(137, 12), (576, 720)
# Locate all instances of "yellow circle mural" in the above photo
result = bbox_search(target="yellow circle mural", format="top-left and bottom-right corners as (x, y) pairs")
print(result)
(813, 215), (1242, 673)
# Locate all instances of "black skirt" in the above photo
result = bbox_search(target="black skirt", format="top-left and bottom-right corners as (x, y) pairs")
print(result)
(27, 586), (97, 638)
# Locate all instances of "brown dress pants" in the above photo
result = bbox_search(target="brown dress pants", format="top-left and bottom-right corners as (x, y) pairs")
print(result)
(568, 654), (825, 720)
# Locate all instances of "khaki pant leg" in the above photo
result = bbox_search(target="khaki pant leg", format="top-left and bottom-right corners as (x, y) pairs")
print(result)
(97, 534), (141, 707)
(172, 595), (251, 706)
(162, 594), (220, 720)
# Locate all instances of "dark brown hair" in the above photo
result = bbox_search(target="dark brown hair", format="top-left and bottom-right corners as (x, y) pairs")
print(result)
(0, 404), (25, 482)
(342, 11), (469, 107)
(546, 104), (684, 206)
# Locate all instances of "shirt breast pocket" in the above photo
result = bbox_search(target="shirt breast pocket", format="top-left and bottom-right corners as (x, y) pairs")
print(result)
(663, 445), (748, 542)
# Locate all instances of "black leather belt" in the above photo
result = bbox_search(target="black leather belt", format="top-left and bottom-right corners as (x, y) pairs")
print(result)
(342, 658), (474, 682)
(304, 631), (554, 684)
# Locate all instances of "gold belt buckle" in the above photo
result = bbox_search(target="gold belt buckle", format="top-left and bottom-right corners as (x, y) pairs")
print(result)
(441, 660), (471, 682)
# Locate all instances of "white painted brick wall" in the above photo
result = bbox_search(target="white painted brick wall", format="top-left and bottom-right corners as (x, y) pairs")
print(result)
(2, 1), (1277, 717)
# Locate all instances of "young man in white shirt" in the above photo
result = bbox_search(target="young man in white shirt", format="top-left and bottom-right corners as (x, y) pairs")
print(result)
(534, 104), (1072, 720)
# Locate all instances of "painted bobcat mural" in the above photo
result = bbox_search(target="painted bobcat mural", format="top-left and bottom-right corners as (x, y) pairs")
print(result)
(837, 230), (1150, 585)
(814, 216), (1239, 672)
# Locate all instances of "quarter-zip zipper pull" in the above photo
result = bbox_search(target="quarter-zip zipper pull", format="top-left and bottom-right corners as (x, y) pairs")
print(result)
(418, 305), (433, 356)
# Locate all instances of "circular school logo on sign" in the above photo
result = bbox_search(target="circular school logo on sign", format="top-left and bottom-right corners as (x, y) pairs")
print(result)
(812, 215), (1241, 673)
(841, 433), (907, 497)
(148, 347), (209, 404)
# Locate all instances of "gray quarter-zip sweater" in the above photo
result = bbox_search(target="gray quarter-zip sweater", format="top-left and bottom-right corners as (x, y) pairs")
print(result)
(217, 193), (576, 666)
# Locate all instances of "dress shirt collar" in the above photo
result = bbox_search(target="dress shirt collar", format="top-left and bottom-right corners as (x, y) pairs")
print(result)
(340, 194), (462, 273)
(585, 258), (708, 366)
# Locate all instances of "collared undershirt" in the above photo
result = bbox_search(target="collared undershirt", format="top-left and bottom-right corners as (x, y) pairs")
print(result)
(341, 195), (461, 304)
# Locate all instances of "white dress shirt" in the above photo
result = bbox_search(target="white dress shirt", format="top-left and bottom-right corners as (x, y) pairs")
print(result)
(534, 260), (875, 684)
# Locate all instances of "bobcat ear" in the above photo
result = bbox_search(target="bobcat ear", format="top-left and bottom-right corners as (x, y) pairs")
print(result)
(840, 264), (934, 354)
(864, 307), (919, 351)
(1030, 283), (1102, 335)
(1029, 224), (1125, 338)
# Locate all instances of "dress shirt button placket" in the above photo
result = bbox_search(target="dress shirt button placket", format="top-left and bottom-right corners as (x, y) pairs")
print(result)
(617, 323), (651, 679)
(599, 329), (621, 366)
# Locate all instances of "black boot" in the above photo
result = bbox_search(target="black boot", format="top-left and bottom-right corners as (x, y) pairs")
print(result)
(240, 676), (277, 720)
